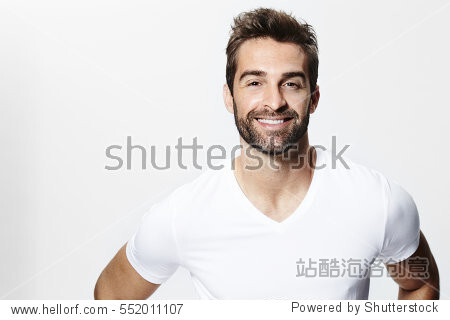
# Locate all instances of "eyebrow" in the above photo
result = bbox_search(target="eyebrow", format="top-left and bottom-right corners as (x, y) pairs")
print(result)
(239, 70), (307, 82)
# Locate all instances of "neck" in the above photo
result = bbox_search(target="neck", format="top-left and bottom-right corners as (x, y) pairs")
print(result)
(233, 132), (316, 202)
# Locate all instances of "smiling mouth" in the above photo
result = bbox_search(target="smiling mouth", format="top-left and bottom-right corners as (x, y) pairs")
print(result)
(255, 117), (293, 124)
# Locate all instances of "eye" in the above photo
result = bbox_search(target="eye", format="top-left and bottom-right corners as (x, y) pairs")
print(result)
(284, 82), (299, 88)
(248, 81), (260, 86)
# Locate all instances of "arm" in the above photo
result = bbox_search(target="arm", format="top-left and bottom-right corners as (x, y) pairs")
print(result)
(94, 243), (160, 300)
(386, 230), (440, 300)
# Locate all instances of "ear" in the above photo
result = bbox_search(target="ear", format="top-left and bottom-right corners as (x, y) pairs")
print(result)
(309, 84), (320, 114)
(223, 83), (234, 114)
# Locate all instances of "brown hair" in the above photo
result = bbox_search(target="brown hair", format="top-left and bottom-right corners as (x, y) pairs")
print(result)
(226, 8), (319, 96)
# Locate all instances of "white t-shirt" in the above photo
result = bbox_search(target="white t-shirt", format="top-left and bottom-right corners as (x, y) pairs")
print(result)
(126, 147), (420, 299)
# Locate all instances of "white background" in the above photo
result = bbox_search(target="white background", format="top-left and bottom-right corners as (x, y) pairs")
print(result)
(1, 0), (449, 299)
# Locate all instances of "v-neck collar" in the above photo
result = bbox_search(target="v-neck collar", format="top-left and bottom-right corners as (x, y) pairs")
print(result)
(225, 147), (325, 229)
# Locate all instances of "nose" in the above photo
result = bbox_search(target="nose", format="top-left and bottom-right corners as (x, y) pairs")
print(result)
(262, 83), (287, 111)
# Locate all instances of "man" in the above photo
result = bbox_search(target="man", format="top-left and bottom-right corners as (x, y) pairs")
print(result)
(94, 8), (439, 299)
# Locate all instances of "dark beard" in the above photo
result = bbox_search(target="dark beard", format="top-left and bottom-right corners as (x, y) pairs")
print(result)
(233, 100), (310, 156)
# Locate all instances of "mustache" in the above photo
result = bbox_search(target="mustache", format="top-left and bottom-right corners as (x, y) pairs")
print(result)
(247, 109), (299, 119)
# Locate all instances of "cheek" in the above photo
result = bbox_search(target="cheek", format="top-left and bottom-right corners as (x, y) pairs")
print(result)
(285, 93), (310, 114)
(285, 90), (309, 105)
(235, 95), (262, 115)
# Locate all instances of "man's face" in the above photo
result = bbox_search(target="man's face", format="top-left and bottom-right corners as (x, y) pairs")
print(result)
(226, 37), (317, 155)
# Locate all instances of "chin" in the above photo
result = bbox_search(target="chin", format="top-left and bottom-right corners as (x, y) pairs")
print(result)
(251, 143), (294, 156)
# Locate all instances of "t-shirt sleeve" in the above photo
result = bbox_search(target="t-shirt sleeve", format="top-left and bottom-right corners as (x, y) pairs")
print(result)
(126, 196), (181, 284)
(378, 179), (421, 264)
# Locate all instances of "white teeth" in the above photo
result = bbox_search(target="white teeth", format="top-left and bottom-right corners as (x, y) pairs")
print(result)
(257, 119), (285, 124)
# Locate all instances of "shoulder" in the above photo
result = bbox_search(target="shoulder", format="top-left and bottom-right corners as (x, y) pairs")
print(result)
(319, 148), (390, 193)
(158, 160), (230, 211)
